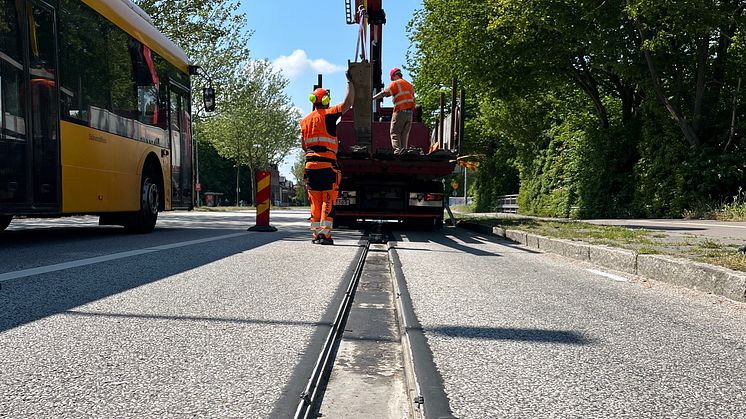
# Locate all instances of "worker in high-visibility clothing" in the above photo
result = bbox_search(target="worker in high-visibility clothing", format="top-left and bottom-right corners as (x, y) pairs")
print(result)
(300, 71), (355, 245)
(372, 67), (416, 154)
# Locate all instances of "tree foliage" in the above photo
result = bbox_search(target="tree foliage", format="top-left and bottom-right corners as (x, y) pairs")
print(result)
(200, 61), (300, 203)
(136, 0), (301, 204)
(410, 0), (746, 217)
(290, 150), (309, 205)
(135, 0), (250, 113)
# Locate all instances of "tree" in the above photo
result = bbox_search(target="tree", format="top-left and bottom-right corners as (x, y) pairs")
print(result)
(202, 61), (301, 204)
(409, 0), (745, 217)
(291, 150), (308, 205)
(137, 1), (302, 206)
(134, 0), (251, 114)
(627, 0), (746, 147)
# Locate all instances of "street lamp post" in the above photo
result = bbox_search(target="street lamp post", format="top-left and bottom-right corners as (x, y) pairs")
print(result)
(464, 166), (468, 204)
(195, 137), (200, 206)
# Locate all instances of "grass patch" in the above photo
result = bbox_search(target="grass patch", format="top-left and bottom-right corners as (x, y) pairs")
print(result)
(684, 188), (746, 221)
(700, 252), (746, 272)
(698, 239), (723, 250)
(459, 215), (745, 272)
(461, 217), (651, 242)
(451, 204), (476, 213)
(714, 202), (746, 221)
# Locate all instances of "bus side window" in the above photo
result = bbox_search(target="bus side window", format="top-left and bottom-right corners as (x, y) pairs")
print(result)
(0, 0), (28, 204)
(58, 0), (111, 125)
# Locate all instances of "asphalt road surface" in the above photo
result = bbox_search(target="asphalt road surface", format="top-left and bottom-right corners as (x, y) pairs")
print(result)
(2, 211), (744, 418)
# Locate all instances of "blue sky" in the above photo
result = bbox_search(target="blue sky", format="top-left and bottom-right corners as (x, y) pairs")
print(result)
(239, 1), (423, 181)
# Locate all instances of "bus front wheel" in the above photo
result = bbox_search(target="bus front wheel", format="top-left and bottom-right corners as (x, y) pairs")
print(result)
(125, 171), (160, 233)
(0, 215), (12, 231)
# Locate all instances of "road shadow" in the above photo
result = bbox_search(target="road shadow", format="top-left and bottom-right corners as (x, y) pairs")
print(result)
(425, 326), (593, 345)
(467, 233), (543, 254)
(63, 310), (330, 328)
(0, 229), (308, 334)
(390, 229), (502, 257)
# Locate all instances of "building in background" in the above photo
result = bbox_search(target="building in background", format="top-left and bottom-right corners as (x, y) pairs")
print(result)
(269, 165), (294, 206)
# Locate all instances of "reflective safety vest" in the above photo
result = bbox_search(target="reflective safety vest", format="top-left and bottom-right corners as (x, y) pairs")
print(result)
(300, 104), (343, 167)
(386, 79), (416, 112)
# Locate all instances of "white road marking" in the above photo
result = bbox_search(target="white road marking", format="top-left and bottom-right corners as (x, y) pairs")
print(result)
(0, 232), (247, 282)
(586, 269), (630, 282)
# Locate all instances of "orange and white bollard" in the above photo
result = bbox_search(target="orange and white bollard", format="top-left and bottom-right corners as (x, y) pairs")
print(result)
(248, 170), (277, 232)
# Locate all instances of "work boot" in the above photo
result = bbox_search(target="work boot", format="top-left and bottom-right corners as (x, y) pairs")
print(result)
(312, 235), (322, 244)
(320, 236), (334, 245)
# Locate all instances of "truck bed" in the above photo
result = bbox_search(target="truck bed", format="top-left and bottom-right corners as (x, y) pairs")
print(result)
(336, 110), (456, 178)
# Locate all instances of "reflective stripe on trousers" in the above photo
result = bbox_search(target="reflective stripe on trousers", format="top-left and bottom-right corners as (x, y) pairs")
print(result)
(307, 167), (339, 239)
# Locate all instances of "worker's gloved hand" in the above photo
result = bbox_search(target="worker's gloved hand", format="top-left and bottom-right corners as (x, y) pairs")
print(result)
(345, 70), (353, 82)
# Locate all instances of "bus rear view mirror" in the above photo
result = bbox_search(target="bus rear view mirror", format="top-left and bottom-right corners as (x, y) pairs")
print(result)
(203, 87), (216, 112)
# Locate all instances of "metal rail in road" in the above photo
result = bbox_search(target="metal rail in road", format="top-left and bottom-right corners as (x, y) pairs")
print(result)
(294, 236), (371, 418)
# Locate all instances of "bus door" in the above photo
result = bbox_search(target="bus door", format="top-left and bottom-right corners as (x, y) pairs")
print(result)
(0, 0), (59, 210)
(29, 0), (59, 206)
(169, 86), (192, 209)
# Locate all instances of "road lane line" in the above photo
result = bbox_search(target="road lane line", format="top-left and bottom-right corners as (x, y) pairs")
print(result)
(0, 232), (247, 282)
(586, 269), (629, 282)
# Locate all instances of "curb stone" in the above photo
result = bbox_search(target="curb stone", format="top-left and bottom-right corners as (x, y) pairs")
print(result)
(458, 221), (746, 303)
(637, 255), (746, 303)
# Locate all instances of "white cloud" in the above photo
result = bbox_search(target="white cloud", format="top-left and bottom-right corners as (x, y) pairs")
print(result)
(272, 49), (343, 79)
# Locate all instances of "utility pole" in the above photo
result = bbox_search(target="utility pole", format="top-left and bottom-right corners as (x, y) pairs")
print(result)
(195, 137), (200, 206)
(236, 139), (241, 206)
(464, 166), (468, 204)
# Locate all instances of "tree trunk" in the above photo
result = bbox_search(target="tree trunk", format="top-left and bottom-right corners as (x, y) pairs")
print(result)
(606, 71), (636, 124)
(692, 35), (709, 134)
(638, 23), (700, 147)
(712, 4), (745, 108)
(726, 76), (742, 152)
(249, 165), (256, 205)
(235, 164), (240, 206)
(569, 65), (610, 129)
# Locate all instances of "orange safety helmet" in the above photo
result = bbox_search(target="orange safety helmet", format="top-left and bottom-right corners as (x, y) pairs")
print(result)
(309, 88), (331, 106)
(390, 67), (402, 81)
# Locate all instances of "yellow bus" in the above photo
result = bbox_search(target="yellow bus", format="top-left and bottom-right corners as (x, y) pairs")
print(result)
(0, 0), (203, 233)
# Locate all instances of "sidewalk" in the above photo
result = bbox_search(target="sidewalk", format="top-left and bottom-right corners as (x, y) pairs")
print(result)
(454, 212), (746, 303)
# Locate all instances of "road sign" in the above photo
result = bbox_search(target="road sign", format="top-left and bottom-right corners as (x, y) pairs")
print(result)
(451, 182), (459, 190)
(195, 183), (202, 192)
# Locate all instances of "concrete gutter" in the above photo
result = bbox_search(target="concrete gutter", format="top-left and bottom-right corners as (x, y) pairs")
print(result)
(458, 222), (746, 303)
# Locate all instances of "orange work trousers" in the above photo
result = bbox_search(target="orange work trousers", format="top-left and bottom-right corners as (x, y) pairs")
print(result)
(304, 166), (340, 239)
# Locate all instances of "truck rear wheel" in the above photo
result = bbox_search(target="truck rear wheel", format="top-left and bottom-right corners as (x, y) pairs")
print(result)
(0, 215), (12, 231)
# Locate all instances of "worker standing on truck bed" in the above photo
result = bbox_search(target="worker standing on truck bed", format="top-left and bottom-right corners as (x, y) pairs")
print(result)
(372, 67), (416, 154)
(300, 71), (355, 245)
